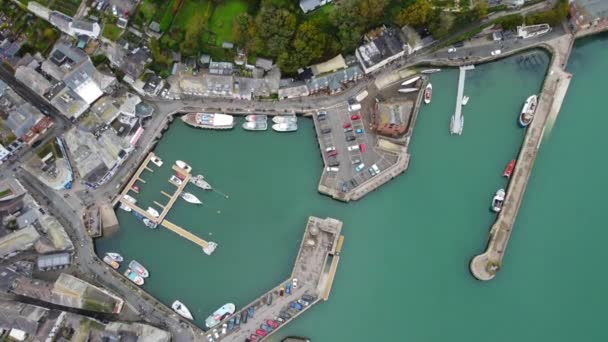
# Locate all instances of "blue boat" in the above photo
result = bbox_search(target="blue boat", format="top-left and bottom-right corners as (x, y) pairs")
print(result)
(247, 306), (255, 318)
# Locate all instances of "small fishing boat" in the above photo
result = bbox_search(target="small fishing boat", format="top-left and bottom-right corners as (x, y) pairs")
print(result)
(120, 194), (137, 212)
(401, 76), (420, 86)
(190, 175), (212, 190)
(462, 96), (470, 105)
(398, 87), (419, 94)
(421, 68), (441, 74)
(205, 303), (236, 328)
(172, 300), (194, 320)
(242, 121), (268, 131)
(129, 260), (149, 278)
(518, 94), (538, 127)
(503, 159), (516, 178)
(132, 185), (140, 193)
(424, 83), (432, 104)
(272, 116), (297, 124)
(103, 255), (120, 269)
(176, 160), (192, 173)
(272, 123), (298, 132)
(106, 252), (123, 262)
(169, 175), (183, 186)
(143, 218), (158, 229)
(150, 156), (163, 167)
(246, 114), (267, 122)
(124, 269), (144, 286)
(491, 189), (506, 213)
(180, 192), (202, 204)
(146, 207), (160, 218)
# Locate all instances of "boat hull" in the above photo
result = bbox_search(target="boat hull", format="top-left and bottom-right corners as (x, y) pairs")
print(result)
(272, 123), (297, 132)
(242, 121), (268, 131)
(205, 303), (236, 328)
(128, 260), (149, 278)
(172, 301), (194, 320)
(272, 116), (297, 124)
(424, 83), (432, 104)
(106, 253), (123, 262)
(401, 76), (420, 86)
(182, 113), (235, 130)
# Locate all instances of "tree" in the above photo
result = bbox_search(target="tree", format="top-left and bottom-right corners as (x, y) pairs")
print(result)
(331, 0), (366, 52)
(252, 4), (296, 57)
(180, 11), (207, 55)
(279, 21), (329, 74)
(233, 13), (253, 50)
(472, 2), (489, 20)
(394, 0), (433, 27)
(358, 0), (389, 26)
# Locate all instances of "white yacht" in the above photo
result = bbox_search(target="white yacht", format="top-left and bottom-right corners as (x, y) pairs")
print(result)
(172, 300), (194, 320)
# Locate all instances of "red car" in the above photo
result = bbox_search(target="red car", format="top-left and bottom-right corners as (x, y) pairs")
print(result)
(359, 143), (366, 153)
(267, 319), (280, 328)
(342, 123), (352, 129)
(326, 150), (338, 157)
(255, 329), (267, 337)
(249, 334), (260, 341)
(351, 114), (361, 120)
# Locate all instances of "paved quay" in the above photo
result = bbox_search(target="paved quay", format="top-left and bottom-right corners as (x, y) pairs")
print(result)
(203, 217), (344, 342)
(470, 34), (575, 281)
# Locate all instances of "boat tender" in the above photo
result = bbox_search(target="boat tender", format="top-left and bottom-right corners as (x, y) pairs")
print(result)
(146, 207), (160, 218)
(124, 269), (144, 286)
(503, 159), (516, 178)
(180, 192), (202, 204)
(172, 300), (194, 320)
(401, 76), (420, 86)
(205, 303), (236, 328)
(129, 260), (149, 278)
(150, 156), (163, 167)
(272, 116), (297, 124)
(491, 189), (506, 213)
(190, 175), (212, 190)
(103, 256), (120, 269)
(518, 94), (538, 127)
(246, 114), (267, 122)
(143, 218), (158, 229)
(242, 121), (268, 131)
(398, 87), (418, 94)
(424, 83), (432, 104)
(106, 252), (123, 262)
(462, 96), (470, 106)
(176, 160), (192, 173)
(169, 175), (183, 186)
(272, 123), (298, 132)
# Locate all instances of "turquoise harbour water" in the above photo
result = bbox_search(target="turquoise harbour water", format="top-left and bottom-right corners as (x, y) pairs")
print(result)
(97, 34), (608, 341)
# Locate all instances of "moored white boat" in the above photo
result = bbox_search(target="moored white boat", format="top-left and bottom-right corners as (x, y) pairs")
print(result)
(246, 114), (267, 122)
(462, 96), (470, 105)
(169, 175), (183, 186)
(401, 76), (420, 86)
(103, 255), (120, 269)
(150, 156), (163, 167)
(120, 195), (137, 212)
(106, 252), (123, 262)
(143, 218), (158, 229)
(205, 303), (236, 328)
(272, 116), (297, 124)
(129, 260), (149, 278)
(421, 68), (441, 74)
(124, 269), (144, 286)
(172, 300), (194, 320)
(190, 175), (212, 190)
(146, 207), (160, 218)
(242, 121), (268, 131)
(180, 192), (202, 204)
(518, 94), (538, 127)
(424, 83), (432, 104)
(176, 160), (192, 173)
(398, 87), (418, 93)
(182, 113), (234, 129)
(272, 123), (298, 132)
(491, 189), (506, 213)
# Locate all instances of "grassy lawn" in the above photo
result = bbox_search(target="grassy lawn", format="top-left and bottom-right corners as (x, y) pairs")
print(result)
(208, 0), (248, 44)
(0, 188), (13, 199)
(173, 0), (213, 30)
(302, 3), (334, 30)
(102, 23), (123, 41)
(159, 0), (177, 31)
(36, 140), (63, 159)
(50, 0), (81, 16)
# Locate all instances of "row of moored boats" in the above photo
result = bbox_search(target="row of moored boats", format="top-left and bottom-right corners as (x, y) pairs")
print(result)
(398, 70), (439, 105)
(181, 112), (299, 132)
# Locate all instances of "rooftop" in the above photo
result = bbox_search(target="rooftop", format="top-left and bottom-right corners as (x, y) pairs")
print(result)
(357, 27), (406, 69)
(0, 226), (40, 258)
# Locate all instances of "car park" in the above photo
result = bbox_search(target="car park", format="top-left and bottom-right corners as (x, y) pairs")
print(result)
(355, 163), (365, 172)
(351, 114), (361, 120)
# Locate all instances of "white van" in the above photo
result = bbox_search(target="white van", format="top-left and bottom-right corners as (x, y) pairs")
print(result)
(348, 103), (361, 111)
(326, 167), (339, 172)
(347, 144), (360, 151)
(325, 146), (336, 152)
(372, 164), (380, 175)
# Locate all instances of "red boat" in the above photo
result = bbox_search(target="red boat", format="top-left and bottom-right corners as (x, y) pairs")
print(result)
(503, 159), (516, 178)
(132, 185), (140, 192)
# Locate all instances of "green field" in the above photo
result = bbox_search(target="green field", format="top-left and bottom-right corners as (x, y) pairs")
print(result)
(208, 0), (248, 44)
(173, 0), (213, 30)
(102, 23), (123, 41)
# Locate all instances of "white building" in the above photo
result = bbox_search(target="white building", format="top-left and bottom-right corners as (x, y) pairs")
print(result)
(356, 27), (410, 74)
(0, 144), (10, 161)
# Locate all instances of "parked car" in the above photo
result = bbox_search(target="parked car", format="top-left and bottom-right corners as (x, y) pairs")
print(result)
(279, 311), (291, 320)
(261, 323), (272, 333)
(491, 49), (502, 56)
(267, 319), (280, 329)
(255, 329), (267, 337)
(290, 301), (303, 310)
(297, 299), (310, 307)
(350, 179), (358, 187)
(351, 114), (361, 120)
(372, 164), (380, 175)
(325, 146), (336, 152)
(344, 127), (353, 133)
(351, 158), (361, 165)
(355, 163), (365, 172)
(302, 294), (316, 302)
(346, 135), (356, 141)
(327, 158), (340, 167)
(355, 128), (364, 134)
(285, 283), (292, 295)
(341, 182), (348, 193)
(275, 316), (285, 323)
(326, 167), (339, 172)
(326, 150), (338, 157)
(342, 123), (352, 129)
(347, 144), (360, 151)
(249, 334), (261, 341)
(212, 329), (220, 339)
(448, 47), (456, 53)
(321, 128), (332, 134)
(348, 103), (361, 111)
(359, 143), (366, 153)
(221, 323), (227, 335)
(292, 278), (298, 288)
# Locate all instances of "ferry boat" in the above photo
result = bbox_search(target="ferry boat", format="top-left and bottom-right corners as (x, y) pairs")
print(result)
(176, 160), (192, 173)
(398, 87), (418, 94)
(462, 96), (470, 106)
(401, 76), (420, 86)
(206, 303), (236, 328)
(150, 156), (163, 167)
(182, 113), (235, 130)
(424, 83), (432, 104)
(242, 121), (268, 131)
(272, 123), (298, 132)
(421, 68), (441, 74)
(124, 269), (144, 286)
(146, 207), (160, 218)
(503, 159), (516, 178)
(246, 114), (267, 122)
(190, 175), (212, 190)
(172, 300), (194, 320)
(272, 116), (297, 124)
(128, 260), (149, 278)
(106, 252), (123, 262)
(103, 255), (120, 269)
(491, 189), (506, 213)
(143, 218), (158, 229)
(169, 175), (183, 186)
(518, 94), (538, 127)
(180, 192), (202, 204)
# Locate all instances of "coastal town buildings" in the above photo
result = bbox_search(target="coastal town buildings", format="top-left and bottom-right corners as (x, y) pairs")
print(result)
(356, 26), (411, 74)
(570, 0), (608, 31)
(372, 98), (416, 139)
(27, 2), (101, 40)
